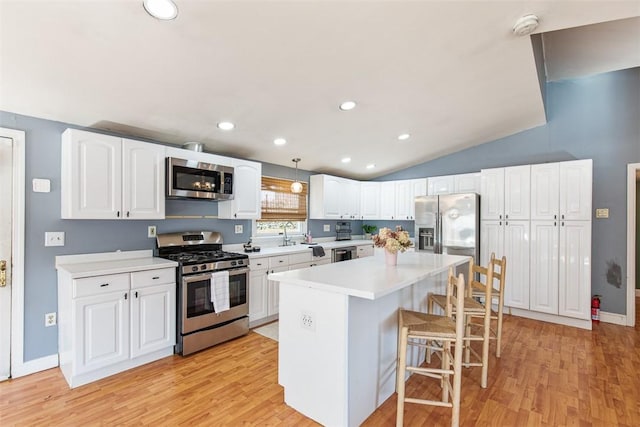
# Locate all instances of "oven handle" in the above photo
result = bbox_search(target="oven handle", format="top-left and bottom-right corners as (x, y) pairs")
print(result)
(183, 267), (250, 283)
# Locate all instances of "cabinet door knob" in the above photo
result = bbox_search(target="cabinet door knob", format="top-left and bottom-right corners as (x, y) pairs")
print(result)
(100, 283), (109, 287)
(126, 211), (130, 218)
(124, 292), (128, 300)
(152, 276), (159, 280)
(135, 291), (138, 298)
(116, 211), (120, 218)
(554, 214), (557, 220)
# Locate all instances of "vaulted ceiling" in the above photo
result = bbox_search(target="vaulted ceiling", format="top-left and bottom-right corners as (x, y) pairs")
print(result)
(1, 1), (638, 179)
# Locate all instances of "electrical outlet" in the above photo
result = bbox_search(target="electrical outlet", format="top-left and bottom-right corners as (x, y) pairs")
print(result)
(323, 224), (330, 232)
(45, 312), (56, 327)
(301, 312), (315, 331)
(148, 226), (157, 238)
(45, 232), (65, 247)
(234, 224), (243, 234)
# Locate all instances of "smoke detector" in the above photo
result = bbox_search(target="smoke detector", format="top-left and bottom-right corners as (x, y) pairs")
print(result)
(513, 14), (539, 36)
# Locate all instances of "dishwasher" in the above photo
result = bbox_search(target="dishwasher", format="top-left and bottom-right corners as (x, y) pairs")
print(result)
(331, 246), (357, 262)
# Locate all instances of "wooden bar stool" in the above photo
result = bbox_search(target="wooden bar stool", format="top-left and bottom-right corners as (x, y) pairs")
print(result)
(472, 253), (507, 357)
(427, 258), (494, 388)
(396, 268), (466, 427)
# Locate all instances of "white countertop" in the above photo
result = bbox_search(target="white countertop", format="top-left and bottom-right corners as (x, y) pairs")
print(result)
(56, 250), (178, 279)
(268, 252), (469, 300)
(243, 239), (374, 258)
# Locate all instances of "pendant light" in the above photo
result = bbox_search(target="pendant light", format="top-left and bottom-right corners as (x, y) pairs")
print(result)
(291, 158), (303, 194)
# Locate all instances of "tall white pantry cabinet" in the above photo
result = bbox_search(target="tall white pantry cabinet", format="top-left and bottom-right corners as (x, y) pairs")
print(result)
(481, 159), (593, 328)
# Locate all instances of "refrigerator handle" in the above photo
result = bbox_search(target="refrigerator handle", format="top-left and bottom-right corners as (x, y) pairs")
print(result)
(435, 211), (442, 254)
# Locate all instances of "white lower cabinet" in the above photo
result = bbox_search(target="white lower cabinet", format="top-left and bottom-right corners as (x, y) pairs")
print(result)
(481, 219), (530, 310)
(531, 220), (591, 320)
(357, 244), (374, 258)
(58, 265), (176, 388)
(249, 250), (332, 327)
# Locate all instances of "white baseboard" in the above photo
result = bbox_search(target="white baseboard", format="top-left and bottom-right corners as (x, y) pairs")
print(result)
(508, 307), (592, 330)
(11, 354), (58, 379)
(599, 311), (628, 326)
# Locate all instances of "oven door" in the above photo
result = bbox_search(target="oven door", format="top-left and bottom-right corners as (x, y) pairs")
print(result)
(181, 267), (249, 334)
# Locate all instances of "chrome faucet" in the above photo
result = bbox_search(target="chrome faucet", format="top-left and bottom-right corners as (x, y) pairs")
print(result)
(282, 221), (294, 246)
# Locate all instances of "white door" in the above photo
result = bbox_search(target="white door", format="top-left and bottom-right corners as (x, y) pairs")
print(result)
(558, 221), (592, 319)
(75, 292), (129, 375)
(323, 176), (342, 219)
(503, 220), (530, 310)
(480, 220), (504, 268)
(529, 220), (559, 314)
(480, 168), (504, 220)
(560, 160), (593, 221)
(360, 181), (380, 219)
(504, 165), (531, 220)
(130, 283), (175, 358)
(531, 163), (560, 220)
(122, 139), (165, 220)
(395, 180), (413, 220)
(379, 181), (396, 219)
(454, 173), (480, 194)
(249, 270), (268, 322)
(0, 137), (12, 380)
(268, 266), (288, 315)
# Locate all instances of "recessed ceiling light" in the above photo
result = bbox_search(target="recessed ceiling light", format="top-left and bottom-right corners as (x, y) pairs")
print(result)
(274, 138), (287, 146)
(217, 121), (235, 131)
(341, 157), (351, 163)
(366, 164), (376, 169)
(143, 0), (178, 20)
(339, 101), (357, 111)
(398, 133), (410, 141)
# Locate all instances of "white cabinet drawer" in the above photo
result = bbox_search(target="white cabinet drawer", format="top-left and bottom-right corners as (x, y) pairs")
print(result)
(73, 273), (129, 298)
(289, 251), (312, 265)
(131, 268), (175, 289)
(250, 258), (269, 271)
(269, 255), (290, 269)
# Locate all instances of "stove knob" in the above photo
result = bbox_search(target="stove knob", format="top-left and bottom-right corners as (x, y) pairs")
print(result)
(231, 261), (237, 266)
(191, 266), (198, 272)
(237, 260), (244, 265)
(200, 265), (207, 270)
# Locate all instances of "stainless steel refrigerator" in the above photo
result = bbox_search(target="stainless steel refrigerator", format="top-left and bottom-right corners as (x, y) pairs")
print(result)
(414, 193), (480, 263)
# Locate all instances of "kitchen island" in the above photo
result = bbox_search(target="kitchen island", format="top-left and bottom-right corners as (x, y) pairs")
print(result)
(268, 252), (469, 427)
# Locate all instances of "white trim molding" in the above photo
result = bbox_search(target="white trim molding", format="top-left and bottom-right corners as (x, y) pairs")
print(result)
(627, 163), (639, 327)
(599, 311), (627, 326)
(0, 127), (26, 378)
(10, 354), (58, 379)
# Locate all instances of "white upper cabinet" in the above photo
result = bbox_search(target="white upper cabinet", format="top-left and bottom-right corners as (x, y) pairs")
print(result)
(395, 178), (428, 220)
(61, 129), (165, 219)
(427, 175), (454, 195)
(310, 174), (360, 219)
(559, 159), (592, 221)
(454, 173), (481, 194)
(218, 159), (262, 219)
(379, 181), (396, 220)
(360, 181), (380, 220)
(531, 163), (560, 220)
(122, 139), (165, 219)
(531, 159), (592, 221)
(427, 173), (479, 196)
(481, 165), (530, 220)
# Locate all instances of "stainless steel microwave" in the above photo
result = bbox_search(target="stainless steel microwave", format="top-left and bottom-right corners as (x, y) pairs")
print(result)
(166, 157), (234, 201)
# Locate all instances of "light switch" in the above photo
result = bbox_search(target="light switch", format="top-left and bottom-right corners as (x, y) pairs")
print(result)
(32, 178), (51, 193)
(234, 224), (243, 234)
(323, 224), (330, 232)
(595, 208), (609, 219)
(45, 232), (65, 247)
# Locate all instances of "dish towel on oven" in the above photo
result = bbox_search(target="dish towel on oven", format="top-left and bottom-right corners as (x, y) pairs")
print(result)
(210, 271), (230, 312)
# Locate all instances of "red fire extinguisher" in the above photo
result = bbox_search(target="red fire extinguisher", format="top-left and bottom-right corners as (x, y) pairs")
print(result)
(591, 295), (601, 322)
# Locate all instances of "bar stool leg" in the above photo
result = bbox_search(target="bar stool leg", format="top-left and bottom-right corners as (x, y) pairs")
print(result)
(396, 326), (409, 427)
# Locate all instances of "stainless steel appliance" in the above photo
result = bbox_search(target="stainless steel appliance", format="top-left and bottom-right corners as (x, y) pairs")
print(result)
(336, 221), (352, 241)
(156, 231), (249, 355)
(415, 193), (480, 262)
(332, 246), (357, 262)
(166, 157), (234, 201)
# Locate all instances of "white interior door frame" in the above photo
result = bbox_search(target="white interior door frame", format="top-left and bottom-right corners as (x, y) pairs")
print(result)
(0, 127), (25, 377)
(627, 163), (639, 327)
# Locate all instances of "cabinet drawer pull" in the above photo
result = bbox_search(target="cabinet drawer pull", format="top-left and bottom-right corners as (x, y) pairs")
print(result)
(152, 276), (160, 280)
(100, 283), (109, 287)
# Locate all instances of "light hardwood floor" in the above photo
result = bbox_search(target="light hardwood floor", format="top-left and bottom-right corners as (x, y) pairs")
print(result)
(1, 300), (639, 426)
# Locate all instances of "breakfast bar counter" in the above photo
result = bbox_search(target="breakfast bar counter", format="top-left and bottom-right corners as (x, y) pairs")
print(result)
(268, 252), (469, 426)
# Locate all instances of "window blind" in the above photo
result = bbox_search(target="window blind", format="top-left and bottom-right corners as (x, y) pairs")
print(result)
(260, 176), (308, 221)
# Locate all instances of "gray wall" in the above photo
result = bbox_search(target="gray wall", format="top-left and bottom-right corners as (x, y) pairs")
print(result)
(2, 67), (639, 363)
(637, 182), (639, 290)
(379, 68), (640, 316)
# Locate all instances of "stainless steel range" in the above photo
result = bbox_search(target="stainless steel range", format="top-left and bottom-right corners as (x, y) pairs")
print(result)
(156, 231), (249, 356)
